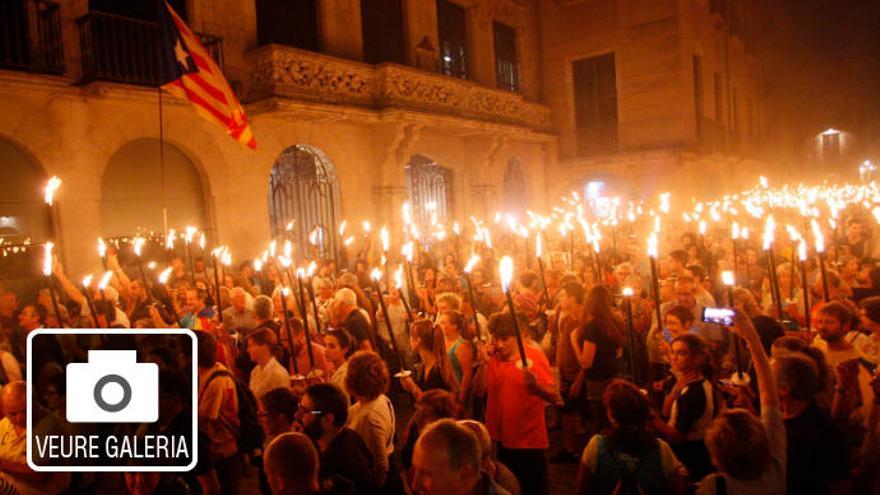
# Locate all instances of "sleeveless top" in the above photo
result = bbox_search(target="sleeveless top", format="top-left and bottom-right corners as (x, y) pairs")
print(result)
(447, 337), (465, 382)
(669, 379), (716, 442)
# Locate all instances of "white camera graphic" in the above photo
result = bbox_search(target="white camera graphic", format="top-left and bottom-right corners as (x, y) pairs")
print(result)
(66, 350), (159, 423)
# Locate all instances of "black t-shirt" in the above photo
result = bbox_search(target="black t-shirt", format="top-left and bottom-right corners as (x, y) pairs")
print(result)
(579, 320), (622, 381)
(344, 310), (373, 349)
(784, 402), (850, 495)
(320, 427), (377, 495)
(414, 362), (449, 393)
(672, 378), (709, 435)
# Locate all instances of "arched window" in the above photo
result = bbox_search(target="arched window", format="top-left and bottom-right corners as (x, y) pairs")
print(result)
(406, 155), (452, 228)
(269, 145), (341, 262)
(100, 139), (207, 236)
(0, 138), (50, 241)
(502, 157), (526, 214)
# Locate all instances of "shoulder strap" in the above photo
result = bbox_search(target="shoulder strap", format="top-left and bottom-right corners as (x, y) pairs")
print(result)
(201, 369), (234, 397)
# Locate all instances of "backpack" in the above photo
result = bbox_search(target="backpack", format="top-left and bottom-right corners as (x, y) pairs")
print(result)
(203, 369), (264, 454)
(601, 436), (660, 495)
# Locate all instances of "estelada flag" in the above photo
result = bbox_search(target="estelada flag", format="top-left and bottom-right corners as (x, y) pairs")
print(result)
(158, 1), (256, 149)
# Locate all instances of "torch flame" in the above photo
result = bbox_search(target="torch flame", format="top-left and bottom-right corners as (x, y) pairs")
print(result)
(286, 221), (294, 232)
(721, 270), (735, 286)
(499, 256), (514, 292)
(44, 176), (61, 206)
(199, 233), (205, 251)
(698, 220), (707, 235)
(370, 267), (382, 281)
(622, 287), (634, 297)
(810, 218), (825, 253)
(402, 242), (414, 262)
(798, 239), (807, 262)
(269, 240), (277, 258)
(254, 259), (263, 272)
(536, 232), (543, 258)
(165, 229), (176, 250)
(344, 236), (354, 247)
(83, 274), (93, 288)
(732, 222), (740, 240)
(307, 261), (317, 276)
(362, 221), (371, 233)
(42, 242), (54, 276)
(380, 226), (389, 252)
(338, 220), (347, 236)
(133, 236), (145, 257)
(278, 256), (292, 268)
(158, 267), (172, 284)
(402, 203), (412, 225)
(296, 267), (305, 279)
(98, 237), (106, 258)
(647, 232), (658, 258)
(184, 226), (197, 243)
(284, 240), (292, 258)
(464, 254), (480, 274)
(281, 287), (290, 297)
(452, 222), (460, 235)
(394, 265), (405, 289)
(763, 215), (776, 251)
(98, 270), (112, 290)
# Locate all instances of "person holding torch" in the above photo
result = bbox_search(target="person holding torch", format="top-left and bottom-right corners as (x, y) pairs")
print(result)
(472, 258), (558, 495)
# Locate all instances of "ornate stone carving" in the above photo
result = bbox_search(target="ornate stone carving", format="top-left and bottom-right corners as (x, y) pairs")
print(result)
(246, 44), (551, 131)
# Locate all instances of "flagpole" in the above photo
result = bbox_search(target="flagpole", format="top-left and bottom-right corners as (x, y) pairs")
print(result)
(157, 0), (168, 235)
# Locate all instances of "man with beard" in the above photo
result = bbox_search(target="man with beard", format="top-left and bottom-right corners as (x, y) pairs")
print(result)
(298, 383), (376, 495)
(811, 301), (873, 419)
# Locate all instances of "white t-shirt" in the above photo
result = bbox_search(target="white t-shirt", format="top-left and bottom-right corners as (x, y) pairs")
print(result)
(249, 357), (290, 399)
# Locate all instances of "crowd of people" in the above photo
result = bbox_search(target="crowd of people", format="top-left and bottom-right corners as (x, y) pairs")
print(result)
(0, 206), (880, 495)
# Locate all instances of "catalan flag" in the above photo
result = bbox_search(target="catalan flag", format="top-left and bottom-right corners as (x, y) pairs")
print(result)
(158, 1), (256, 149)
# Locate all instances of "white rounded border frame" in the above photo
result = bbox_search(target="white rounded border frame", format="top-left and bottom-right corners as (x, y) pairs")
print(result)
(26, 328), (199, 472)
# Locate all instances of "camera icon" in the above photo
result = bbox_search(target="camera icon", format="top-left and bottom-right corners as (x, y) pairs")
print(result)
(66, 350), (159, 423)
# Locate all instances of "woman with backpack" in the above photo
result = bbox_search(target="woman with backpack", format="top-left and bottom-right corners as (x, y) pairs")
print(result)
(651, 333), (719, 481)
(576, 379), (687, 494)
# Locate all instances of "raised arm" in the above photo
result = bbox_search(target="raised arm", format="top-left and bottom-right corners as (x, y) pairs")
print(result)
(731, 310), (778, 408)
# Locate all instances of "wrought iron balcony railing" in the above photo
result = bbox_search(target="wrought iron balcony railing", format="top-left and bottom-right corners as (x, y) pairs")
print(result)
(77, 10), (223, 86)
(0, 0), (64, 74)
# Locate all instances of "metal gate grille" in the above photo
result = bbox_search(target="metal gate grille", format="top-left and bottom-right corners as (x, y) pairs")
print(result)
(269, 145), (340, 263)
(406, 155), (451, 229)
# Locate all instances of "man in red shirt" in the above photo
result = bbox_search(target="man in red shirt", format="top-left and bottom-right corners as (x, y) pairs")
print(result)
(475, 311), (557, 495)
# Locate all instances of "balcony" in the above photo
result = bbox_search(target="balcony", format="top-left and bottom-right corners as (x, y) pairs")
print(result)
(0, 0), (64, 74)
(245, 44), (552, 131)
(77, 11), (223, 86)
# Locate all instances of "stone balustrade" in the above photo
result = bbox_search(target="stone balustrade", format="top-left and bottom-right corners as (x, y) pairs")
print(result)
(245, 44), (552, 131)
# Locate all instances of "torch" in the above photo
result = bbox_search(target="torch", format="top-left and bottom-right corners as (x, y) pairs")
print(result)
(184, 226), (197, 285)
(98, 237), (107, 270)
(132, 236), (153, 302)
(371, 268), (403, 362)
(811, 219), (831, 301)
(535, 232), (552, 307)
(394, 264), (414, 330)
(305, 261), (323, 336)
(763, 216), (784, 319)
(295, 268), (317, 373)
(279, 287), (303, 379)
(42, 242), (62, 326)
(381, 226), (391, 284)
(499, 256), (529, 368)
(211, 246), (225, 323)
(732, 221), (740, 277)
(44, 176), (61, 248)
(798, 239), (811, 333)
(158, 267), (181, 324)
(463, 255), (483, 342)
(647, 232), (663, 335)
(81, 275), (100, 327)
(622, 287), (638, 383)
(722, 270), (746, 383)
(98, 270), (114, 325)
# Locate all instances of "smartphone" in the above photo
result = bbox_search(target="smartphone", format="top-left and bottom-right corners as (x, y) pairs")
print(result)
(702, 307), (734, 326)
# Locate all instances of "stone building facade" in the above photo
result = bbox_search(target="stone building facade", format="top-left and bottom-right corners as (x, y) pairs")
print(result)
(0, 0), (760, 275)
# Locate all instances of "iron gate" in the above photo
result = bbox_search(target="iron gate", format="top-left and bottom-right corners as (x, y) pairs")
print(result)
(269, 145), (340, 263)
(406, 155), (451, 229)
(503, 157), (526, 214)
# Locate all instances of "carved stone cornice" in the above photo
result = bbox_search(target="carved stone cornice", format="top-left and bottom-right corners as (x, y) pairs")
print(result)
(245, 44), (552, 132)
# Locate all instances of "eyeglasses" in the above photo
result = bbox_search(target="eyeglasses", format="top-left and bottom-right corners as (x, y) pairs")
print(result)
(297, 404), (323, 416)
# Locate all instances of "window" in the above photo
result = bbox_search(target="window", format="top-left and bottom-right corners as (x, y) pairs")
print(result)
(494, 22), (519, 92)
(256, 0), (319, 52)
(572, 53), (618, 155)
(437, 0), (468, 79)
(406, 155), (452, 228)
(361, 0), (405, 64)
(693, 55), (704, 144)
